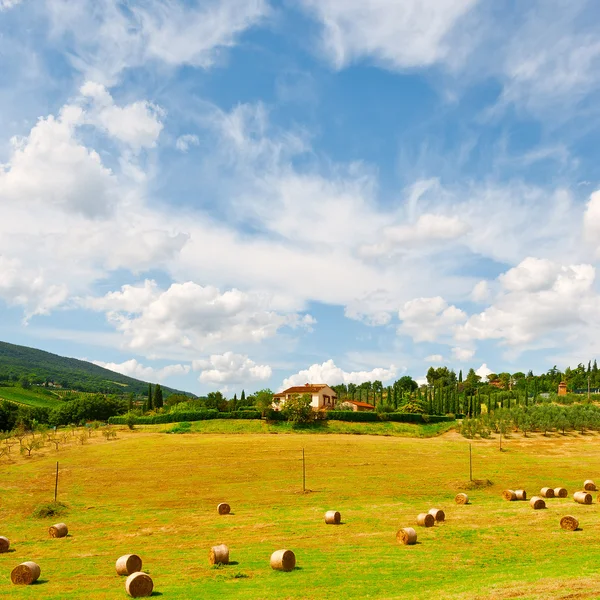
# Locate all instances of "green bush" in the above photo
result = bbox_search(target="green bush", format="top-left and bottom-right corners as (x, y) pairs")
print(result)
(326, 411), (380, 422)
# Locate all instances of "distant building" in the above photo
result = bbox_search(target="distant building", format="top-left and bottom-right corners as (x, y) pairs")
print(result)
(558, 381), (567, 396)
(273, 384), (337, 410)
(340, 400), (375, 412)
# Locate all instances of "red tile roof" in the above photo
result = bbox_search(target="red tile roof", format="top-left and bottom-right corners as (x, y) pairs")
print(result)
(274, 384), (331, 396)
(345, 400), (375, 409)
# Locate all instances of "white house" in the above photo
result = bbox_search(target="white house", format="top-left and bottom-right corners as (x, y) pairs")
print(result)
(273, 383), (338, 410)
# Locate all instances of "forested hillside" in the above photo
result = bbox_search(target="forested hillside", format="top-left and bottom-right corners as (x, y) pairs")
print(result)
(0, 341), (194, 397)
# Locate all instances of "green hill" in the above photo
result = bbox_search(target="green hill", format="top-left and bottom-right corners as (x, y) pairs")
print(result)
(0, 340), (195, 397)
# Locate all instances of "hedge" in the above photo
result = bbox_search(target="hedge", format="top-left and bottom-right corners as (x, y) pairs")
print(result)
(109, 410), (261, 425)
(109, 410), (455, 426)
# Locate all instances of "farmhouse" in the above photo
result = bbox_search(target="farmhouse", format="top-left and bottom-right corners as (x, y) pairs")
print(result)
(340, 400), (375, 412)
(273, 383), (337, 410)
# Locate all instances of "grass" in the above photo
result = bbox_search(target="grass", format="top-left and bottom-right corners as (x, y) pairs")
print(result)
(2, 428), (600, 598)
(160, 418), (456, 437)
(0, 386), (63, 409)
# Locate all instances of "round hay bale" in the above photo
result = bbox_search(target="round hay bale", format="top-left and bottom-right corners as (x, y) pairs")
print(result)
(515, 490), (527, 501)
(209, 544), (229, 565)
(0, 536), (9, 553)
(554, 487), (568, 498)
(396, 527), (417, 545)
(428, 508), (445, 522)
(11, 562), (41, 585)
(560, 515), (579, 531)
(116, 554), (142, 576)
(325, 510), (341, 524)
(270, 549), (296, 572)
(584, 480), (597, 491)
(530, 496), (546, 510)
(574, 491), (593, 505)
(125, 572), (154, 598)
(540, 487), (555, 499)
(417, 513), (435, 527)
(455, 493), (469, 505)
(217, 503), (231, 515)
(502, 490), (517, 501)
(49, 523), (68, 538)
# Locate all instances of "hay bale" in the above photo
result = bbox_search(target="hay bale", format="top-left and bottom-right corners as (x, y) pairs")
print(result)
(49, 523), (68, 538)
(116, 554), (142, 576)
(0, 536), (9, 553)
(217, 503), (231, 515)
(11, 562), (41, 585)
(554, 487), (568, 498)
(560, 515), (579, 531)
(428, 508), (445, 522)
(270, 549), (296, 571)
(209, 544), (229, 565)
(574, 491), (593, 505)
(417, 513), (435, 527)
(540, 487), (555, 498)
(396, 527), (417, 545)
(325, 510), (341, 524)
(502, 490), (517, 501)
(455, 493), (469, 505)
(584, 480), (597, 491)
(125, 572), (154, 598)
(530, 496), (546, 510)
(515, 490), (527, 501)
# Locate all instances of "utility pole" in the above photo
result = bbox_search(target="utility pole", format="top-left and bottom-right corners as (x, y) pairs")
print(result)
(588, 375), (591, 401)
(469, 444), (473, 481)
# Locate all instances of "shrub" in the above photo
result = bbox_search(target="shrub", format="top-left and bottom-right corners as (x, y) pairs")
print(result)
(32, 501), (68, 519)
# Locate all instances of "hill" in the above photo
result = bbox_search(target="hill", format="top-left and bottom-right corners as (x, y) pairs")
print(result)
(0, 340), (194, 397)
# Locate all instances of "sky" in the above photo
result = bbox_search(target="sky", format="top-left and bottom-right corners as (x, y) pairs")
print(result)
(1, 0), (600, 396)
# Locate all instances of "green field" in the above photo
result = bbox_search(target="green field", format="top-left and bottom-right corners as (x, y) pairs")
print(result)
(0, 387), (63, 409)
(2, 427), (600, 598)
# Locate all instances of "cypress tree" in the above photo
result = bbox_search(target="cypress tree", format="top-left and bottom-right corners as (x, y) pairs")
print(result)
(241, 390), (246, 404)
(232, 393), (237, 411)
(147, 384), (154, 411)
(459, 370), (463, 383)
(153, 384), (163, 409)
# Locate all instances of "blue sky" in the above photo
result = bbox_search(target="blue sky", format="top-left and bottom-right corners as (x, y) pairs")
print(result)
(1, 0), (600, 395)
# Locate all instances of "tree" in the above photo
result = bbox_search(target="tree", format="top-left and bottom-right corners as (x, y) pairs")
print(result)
(240, 390), (246, 403)
(254, 389), (274, 416)
(20, 375), (31, 390)
(147, 384), (154, 412)
(282, 393), (314, 424)
(153, 384), (163, 409)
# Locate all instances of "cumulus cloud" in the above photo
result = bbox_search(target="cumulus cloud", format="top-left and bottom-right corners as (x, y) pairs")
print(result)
(398, 297), (467, 343)
(584, 190), (600, 257)
(457, 258), (597, 346)
(425, 354), (444, 363)
(471, 281), (491, 303)
(193, 352), (271, 384)
(85, 280), (314, 354)
(0, 0), (22, 9)
(476, 363), (493, 381)
(81, 81), (165, 149)
(0, 105), (116, 218)
(92, 358), (190, 381)
(281, 359), (397, 390)
(298, 0), (478, 70)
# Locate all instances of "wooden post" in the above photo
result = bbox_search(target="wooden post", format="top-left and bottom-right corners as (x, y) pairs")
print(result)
(469, 444), (472, 481)
(588, 375), (591, 401)
(302, 448), (306, 493)
(54, 461), (59, 502)
(499, 431), (502, 452)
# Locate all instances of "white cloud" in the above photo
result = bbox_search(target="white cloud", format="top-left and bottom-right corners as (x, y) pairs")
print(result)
(85, 280), (314, 355)
(45, 0), (270, 84)
(471, 281), (491, 303)
(583, 190), (600, 257)
(0, 0), (22, 10)
(298, 0), (478, 71)
(81, 81), (165, 149)
(359, 213), (470, 258)
(175, 134), (200, 152)
(92, 358), (190, 381)
(193, 352), (271, 384)
(398, 297), (467, 343)
(281, 359), (397, 390)
(0, 256), (69, 320)
(451, 347), (475, 362)
(0, 104), (116, 218)
(457, 258), (597, 346)
(425, 354), (444, 363)
(475, 363), (493, 381)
